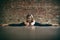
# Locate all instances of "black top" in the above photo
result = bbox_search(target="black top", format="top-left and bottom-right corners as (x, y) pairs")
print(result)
(8, 22), (52, 26)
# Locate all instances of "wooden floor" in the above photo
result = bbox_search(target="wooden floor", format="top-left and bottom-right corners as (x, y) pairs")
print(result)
(0, 26), (60, 40)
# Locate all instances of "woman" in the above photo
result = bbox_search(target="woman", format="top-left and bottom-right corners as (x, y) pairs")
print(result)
(1, 14), (52, 26)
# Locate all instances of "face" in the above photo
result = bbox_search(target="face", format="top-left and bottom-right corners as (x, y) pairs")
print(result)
(27, 16), (33, 22)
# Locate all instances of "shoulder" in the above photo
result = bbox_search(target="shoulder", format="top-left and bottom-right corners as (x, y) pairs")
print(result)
(34, 22), (41, 26)
(18, 22), (25, 26)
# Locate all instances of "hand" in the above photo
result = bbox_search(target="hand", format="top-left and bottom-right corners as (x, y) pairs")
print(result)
(0, 24), (2, 26)
(52, 24), (59, 26)
(0, 24), (8, 26)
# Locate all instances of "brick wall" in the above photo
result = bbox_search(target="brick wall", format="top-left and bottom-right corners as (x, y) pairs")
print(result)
(0, 0), (60, 25)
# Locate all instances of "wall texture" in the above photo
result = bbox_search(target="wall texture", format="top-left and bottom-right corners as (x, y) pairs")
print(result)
(0, 0), (60, 25)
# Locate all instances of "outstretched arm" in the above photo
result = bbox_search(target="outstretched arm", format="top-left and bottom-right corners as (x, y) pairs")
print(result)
(0, 24), (21, 26)
(0, 22), (25, 26)
(40, 24), (52, 26)
(0, 24), (20, 26)
(35, 22), (52, 26)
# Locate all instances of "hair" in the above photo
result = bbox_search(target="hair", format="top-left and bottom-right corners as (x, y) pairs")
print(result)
(26, 14), (34, 22)
(26, 14), (33, 19)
